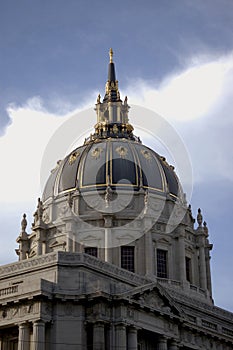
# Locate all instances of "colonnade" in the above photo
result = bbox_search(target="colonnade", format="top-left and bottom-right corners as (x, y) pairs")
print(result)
(0, 321), (181, 349)
(91, 322), (180, 350)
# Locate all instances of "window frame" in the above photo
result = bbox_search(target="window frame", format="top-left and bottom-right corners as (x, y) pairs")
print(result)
(84, 247), (98, 258)
(121, 246), (135, 272)
(156, 248), (168, 279)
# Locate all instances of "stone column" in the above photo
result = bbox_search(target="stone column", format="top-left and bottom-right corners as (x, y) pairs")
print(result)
(115, 324), (127, 350)
(0, 338), (7, 350)
(18, 323), (30, 350)
(168, 339), (179, 350)
(127, 327), (137, 350)
(93, 322), (105, 350)
(33, 320), (45, 350)
(157, 336), (168, 350)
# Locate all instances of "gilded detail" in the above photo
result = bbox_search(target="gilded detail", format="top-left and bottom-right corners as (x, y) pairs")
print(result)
(91, 147), (103, 159)
(68, 151), (80, 165)
(116, 146), (128, 158)
(113, 124), (118, 134)
(141, 149), (152, 161)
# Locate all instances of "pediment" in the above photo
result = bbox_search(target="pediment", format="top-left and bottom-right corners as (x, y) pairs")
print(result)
(157, 237), (170, 245)
(118, 282), (182, 317)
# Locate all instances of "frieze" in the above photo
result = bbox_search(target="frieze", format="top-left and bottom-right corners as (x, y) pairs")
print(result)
(0, 301), (40, 324)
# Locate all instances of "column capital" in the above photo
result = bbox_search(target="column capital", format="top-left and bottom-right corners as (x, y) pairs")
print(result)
(18, 321), (30, 327)
(158, 335), (168, 350)
(169, 338), (180, 350)
(33, 319), (45, 325)
(159, 335), (168, 342)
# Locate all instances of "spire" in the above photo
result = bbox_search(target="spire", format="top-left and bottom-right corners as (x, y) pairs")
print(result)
(84, 49), (141, 144)
(107, 48), (116, 82)
(109, 48), (113, 63)
(103, 48), (120, 103)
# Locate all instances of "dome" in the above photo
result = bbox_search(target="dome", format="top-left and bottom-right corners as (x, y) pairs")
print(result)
(42, 138), (182, 202)
(42, 48), (183, 204)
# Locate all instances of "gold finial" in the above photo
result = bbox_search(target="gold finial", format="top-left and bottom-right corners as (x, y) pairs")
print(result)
(109, 48), (113, 63)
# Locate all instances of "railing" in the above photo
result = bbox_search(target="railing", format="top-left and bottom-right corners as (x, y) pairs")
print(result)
(0, 285), (18, 296)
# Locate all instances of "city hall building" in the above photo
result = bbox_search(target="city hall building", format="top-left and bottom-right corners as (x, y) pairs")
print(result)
(0, 50), (233, 349)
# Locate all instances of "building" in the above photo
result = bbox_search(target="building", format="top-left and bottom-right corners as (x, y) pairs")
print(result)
(0, 49), (233, 349)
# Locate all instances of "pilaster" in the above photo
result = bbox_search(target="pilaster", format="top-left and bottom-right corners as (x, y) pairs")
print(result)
(177, 228), (186, 282)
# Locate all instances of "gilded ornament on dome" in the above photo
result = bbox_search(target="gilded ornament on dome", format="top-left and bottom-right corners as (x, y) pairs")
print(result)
(68, 151), (80, 165)
(116, 146), (128, 158)
(91, 146), (103, 159)
(126, 123), (134, 132)
(113, 124), (118, 134)
(141, 149), (152, 161)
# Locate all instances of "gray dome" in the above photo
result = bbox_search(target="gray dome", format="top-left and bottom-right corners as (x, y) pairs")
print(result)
(42, 138), (182, 202)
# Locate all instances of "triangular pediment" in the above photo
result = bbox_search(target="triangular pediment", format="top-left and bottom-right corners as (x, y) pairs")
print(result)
(117, 282), (182, 317)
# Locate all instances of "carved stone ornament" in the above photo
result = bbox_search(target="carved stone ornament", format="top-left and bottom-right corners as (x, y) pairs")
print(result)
(138, 291), (171, 313)
(42, 211), (50, 224)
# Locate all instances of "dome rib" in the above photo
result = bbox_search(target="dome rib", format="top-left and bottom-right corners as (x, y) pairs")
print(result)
(42, 139), (183, 202)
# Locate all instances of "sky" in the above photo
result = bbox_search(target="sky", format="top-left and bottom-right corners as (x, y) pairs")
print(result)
(0, 0), (233, 311)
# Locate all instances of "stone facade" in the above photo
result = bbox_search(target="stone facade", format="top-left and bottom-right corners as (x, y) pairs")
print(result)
(0, 252), (233, 349)
(1, 50), (233, 349)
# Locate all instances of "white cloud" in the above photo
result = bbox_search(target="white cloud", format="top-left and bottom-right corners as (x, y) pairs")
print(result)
(124, 53), (233, 185)
(127, 53), (233, 122)
(0, 101), (70, 202)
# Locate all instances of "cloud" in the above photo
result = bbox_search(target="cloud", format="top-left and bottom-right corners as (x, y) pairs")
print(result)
(127, 53), (233, 122)
(125, 53), (233, 186)
(0, 102), (62, 203)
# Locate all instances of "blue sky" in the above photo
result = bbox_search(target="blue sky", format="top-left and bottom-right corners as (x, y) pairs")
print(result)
(0, 0), (233, 311)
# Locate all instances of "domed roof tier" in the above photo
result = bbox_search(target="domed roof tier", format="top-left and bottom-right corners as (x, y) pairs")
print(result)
(42, 49), (183, 203)
(42, 138), (182, 202)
